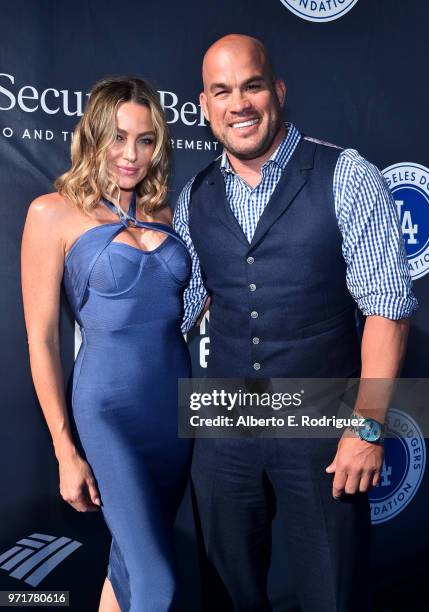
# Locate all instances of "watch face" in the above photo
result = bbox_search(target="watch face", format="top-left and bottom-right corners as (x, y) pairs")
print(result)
(359, 419), (382, 442)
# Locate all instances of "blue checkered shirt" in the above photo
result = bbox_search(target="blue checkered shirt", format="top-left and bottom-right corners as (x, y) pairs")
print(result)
(174, 124), (417, 332)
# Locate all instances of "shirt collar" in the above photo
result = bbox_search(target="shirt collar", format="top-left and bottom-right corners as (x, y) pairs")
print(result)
(220, 123), (301, 176)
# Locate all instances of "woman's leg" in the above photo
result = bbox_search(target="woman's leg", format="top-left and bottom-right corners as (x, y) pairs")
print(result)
(98, 577), (121, 612)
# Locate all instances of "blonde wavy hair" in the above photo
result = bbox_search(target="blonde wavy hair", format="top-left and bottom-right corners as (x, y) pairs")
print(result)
(55, 76), (170, 214)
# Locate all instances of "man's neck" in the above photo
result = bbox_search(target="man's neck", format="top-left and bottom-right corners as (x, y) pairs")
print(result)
(225, 124), (287, 188)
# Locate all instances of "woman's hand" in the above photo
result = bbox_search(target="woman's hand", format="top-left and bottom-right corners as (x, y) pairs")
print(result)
(58, 454), (102, 512)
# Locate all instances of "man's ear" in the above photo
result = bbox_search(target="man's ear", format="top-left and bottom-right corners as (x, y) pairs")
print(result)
(199, 91), (210, 122)
(274, 79), (286, 108)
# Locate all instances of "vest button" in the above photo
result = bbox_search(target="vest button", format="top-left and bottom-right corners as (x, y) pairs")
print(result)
(249, 283), (256, 292)
(250, 311), (259, 319)
(253, 362), (261, 371)
(252, 337), (260, 345)
(247, 256), (255, 264)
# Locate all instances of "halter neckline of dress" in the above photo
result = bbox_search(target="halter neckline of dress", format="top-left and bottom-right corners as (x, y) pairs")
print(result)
(101, 192), (171, 231)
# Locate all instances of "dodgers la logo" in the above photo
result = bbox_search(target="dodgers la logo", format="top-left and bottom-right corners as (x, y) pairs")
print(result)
(369, 409), (426, 525)
(279, 0), (359, 22)
(383, 162), (429, 280)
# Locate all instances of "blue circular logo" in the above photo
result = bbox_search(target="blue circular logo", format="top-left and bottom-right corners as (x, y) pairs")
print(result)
(369, 409), (426, 525)
(383, 162), (429, 280)
(279, 0), (359, 22)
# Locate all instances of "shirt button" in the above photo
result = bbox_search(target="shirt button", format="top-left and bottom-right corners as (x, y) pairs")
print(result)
(250, 311), (259, 319)
(252, 337), (260, 345)
(249, 283), (256, 292)
(253, 362), (261, 371)
(247, 256), (255, 264)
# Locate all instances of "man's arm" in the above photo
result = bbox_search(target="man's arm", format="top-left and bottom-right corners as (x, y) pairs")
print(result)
(173, 178), (209, 333)
(326, 315), (409, 497)
(326, 150), (417, 498)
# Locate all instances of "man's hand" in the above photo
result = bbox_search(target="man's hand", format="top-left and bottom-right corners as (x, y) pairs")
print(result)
(325, 433), (384, 499)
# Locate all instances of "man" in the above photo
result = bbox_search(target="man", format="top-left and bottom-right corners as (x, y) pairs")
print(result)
(174, 34), (416, 611)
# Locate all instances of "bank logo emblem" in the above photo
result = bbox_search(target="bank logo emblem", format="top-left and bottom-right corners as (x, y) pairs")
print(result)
(0, 533), (82, 586)
(369, 409), (426, 525)
(279, 0), (359, 22)
(383, 162), (429, 280)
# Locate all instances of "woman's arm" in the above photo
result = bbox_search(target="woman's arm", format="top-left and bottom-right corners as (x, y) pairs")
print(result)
(21, 195), (101, 512)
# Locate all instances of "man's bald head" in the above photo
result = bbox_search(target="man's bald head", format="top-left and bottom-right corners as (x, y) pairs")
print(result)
(202, 34), (275, 90)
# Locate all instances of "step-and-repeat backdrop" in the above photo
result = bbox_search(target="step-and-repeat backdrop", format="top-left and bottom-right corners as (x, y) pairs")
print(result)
(1, 1), (428, 610)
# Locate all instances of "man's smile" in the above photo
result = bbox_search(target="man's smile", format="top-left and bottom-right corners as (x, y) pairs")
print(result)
(230, 118), (260, 128)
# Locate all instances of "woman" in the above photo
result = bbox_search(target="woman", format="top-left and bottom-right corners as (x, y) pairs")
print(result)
(21, 77), (193, 612)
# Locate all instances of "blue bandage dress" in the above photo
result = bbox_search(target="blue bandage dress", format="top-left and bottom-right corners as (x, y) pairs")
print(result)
(62, 195), (193, 611)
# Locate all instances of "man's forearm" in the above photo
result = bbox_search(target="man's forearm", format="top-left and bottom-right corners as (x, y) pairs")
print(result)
(354, 315), (410, 423)
(361, 315), (410, 377)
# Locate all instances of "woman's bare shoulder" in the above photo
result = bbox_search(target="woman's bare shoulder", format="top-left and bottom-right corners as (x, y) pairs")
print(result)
(26, 193), (80, 234)
(28, 192), (71, 218)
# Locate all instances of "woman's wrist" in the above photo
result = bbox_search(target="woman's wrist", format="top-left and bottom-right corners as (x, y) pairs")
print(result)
(54, 439), (79, 463)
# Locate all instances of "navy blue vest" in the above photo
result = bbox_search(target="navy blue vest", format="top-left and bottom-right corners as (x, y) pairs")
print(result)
(189, 137), (360, 378)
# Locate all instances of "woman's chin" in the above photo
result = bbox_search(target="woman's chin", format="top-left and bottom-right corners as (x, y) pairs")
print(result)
(117, 177), (142, 191)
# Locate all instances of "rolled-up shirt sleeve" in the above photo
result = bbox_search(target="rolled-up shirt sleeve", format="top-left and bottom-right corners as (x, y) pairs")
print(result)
(173, 178), (208, 333)
(334, 149), (418, 319)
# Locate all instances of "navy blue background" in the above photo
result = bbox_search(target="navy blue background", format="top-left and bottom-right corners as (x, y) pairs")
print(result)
(1, 1), (428, 609)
